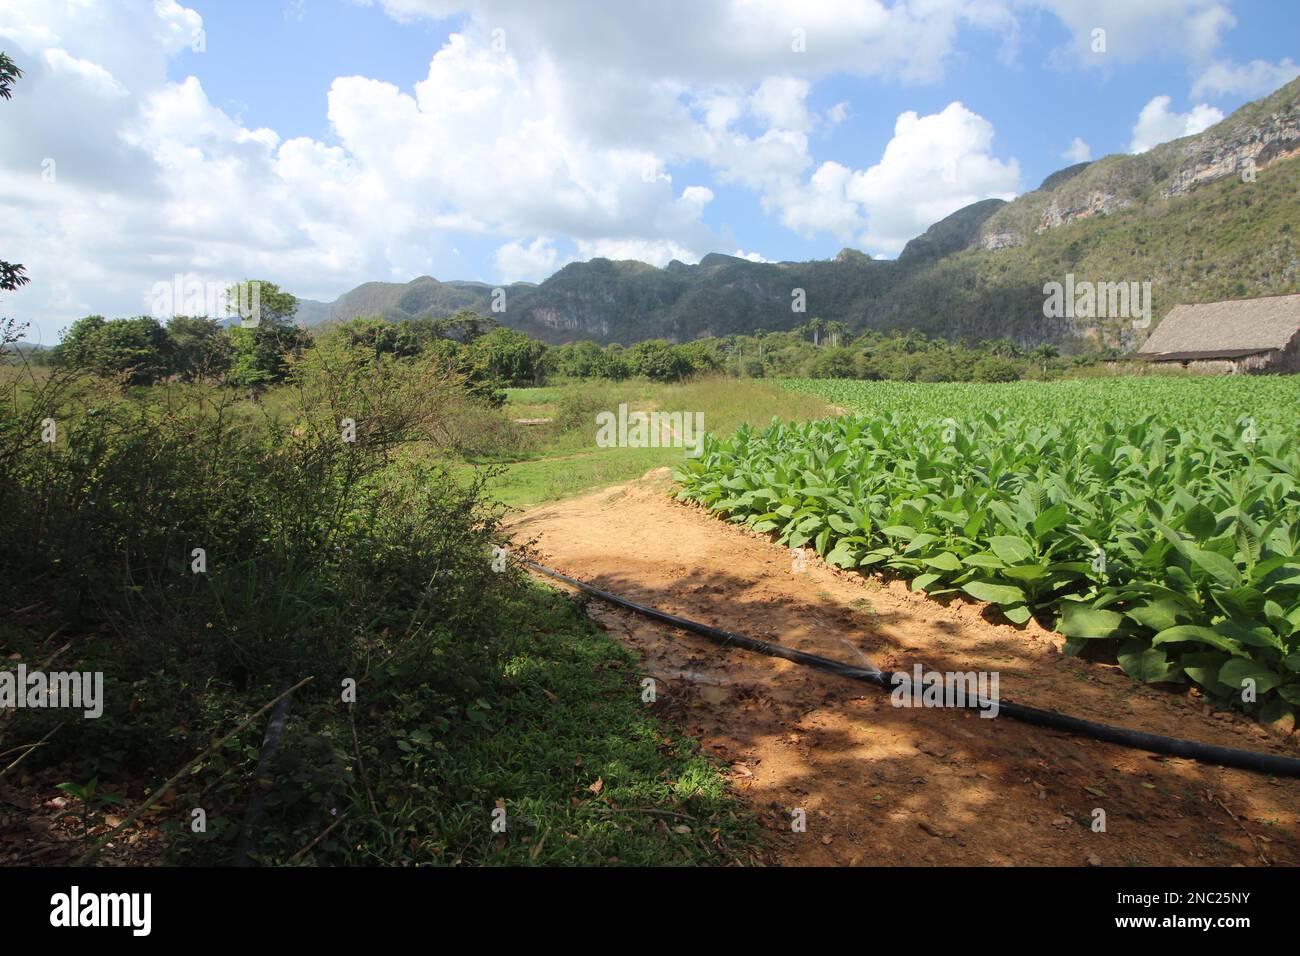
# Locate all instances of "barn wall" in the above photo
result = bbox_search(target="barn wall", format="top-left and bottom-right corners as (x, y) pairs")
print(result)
(1149, 336), (1300, 375)
(1186, 359), (1239, 374)
(1253, 334), (1300, 374)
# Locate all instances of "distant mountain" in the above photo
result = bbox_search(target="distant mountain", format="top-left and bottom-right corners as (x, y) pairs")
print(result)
(294, 78), (1300, 350)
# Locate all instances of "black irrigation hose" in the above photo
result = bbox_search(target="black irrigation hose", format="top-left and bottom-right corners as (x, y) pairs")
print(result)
(233, 684), (297, 867)
(525, 559), (1300, 779)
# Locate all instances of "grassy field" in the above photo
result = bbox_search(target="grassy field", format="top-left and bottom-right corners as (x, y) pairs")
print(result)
(463, 377), (833, 509)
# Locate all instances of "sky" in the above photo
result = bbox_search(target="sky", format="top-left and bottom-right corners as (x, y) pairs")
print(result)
(1, 0), (1298, 342)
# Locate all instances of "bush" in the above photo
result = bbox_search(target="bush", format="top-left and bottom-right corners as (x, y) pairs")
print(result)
(972, 356), (1022, 382)
(0, 348), (517, 779)
(627, 340), (692, 382)
(805, 347), (857, 379)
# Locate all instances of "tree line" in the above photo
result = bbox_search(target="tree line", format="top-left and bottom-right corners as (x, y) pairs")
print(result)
(26, 287), (1129, 391)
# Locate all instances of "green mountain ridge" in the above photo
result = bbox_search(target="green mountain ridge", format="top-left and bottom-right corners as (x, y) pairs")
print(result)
(294, 78), (1300, 350)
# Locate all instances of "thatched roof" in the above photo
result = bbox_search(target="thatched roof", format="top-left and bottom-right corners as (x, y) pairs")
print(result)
(1139, 293), (1300, 358)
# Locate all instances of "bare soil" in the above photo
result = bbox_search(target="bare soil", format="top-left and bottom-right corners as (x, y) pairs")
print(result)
(509, 470), (1300, 867)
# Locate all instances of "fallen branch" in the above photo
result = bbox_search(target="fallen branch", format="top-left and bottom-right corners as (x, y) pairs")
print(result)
(75, 676), (313, 866)
(287, 812), (349, 864)
(0, 641), (71, 743)
(586, 805), (693, 821)
(1210, 791), (1270, 866)
(0, 722), (64, 778)
(349, 704), (378, 818)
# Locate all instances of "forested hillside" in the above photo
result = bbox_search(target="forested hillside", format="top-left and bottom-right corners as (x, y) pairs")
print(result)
(295, 79), (1300, 351)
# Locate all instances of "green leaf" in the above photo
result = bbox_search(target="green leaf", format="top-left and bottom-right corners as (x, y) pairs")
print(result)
(1002, 563), (1050, 582)
(1031, 502), (1069, 538)
(988, 536), (1033, 565)
(1058, 603), (1125, 639)
(923, 551), (963, 572)
(1218, 659), (1282, 696)
(961, 580), (1027, 606)
(1181, 503), (1217, 540)
(1188, 547), (1241, 589)
(1151, 625), (1247, 657)
(1124, 599), (1186, 633)
(1118, 640), (1178, 683)
(1003, 605), (1033, 625)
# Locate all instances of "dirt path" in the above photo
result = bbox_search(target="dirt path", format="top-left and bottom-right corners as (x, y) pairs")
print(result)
(509, 470), (1300, 867)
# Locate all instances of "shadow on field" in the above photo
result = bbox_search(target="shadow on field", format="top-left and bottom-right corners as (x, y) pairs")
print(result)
(511, 482), (1300, 866)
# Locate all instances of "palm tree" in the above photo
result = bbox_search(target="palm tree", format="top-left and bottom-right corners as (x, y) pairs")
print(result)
(824, 320), (847, 348)
(1030, 343), (1059, 377)
(807, 316), (826, 347)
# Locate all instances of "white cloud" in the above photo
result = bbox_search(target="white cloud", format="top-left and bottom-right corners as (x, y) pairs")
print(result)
(574, 238), (703, 266)
(1128, 95), (1224, 153)
(361, 0), (1012, 85)
(845, 103), (1021, 255)
(493, 237), (564, 282)
(1037, 0), (1235, 66)
(749, 76), (812, 132)
(1062, 136), (1092, 162)
(1192, 58), (1300, 99)
(0, 5), (727, 333)
(734, 249), (772, 262)
(0, 0), (1262, 337)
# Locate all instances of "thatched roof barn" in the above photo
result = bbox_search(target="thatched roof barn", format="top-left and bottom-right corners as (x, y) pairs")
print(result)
(1138, 293), (1300, 373)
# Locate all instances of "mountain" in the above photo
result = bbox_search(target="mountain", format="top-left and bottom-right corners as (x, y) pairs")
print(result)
(294, 78), (1300, 350)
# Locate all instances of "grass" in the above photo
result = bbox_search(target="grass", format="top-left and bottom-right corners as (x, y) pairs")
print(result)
(418, 584), (761, 865)
(472, 376), (834, 509)
(0, 358), (774, 867)
(472, 446), (673, 508)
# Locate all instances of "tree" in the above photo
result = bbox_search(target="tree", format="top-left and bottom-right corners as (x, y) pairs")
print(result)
(0, 52), (20, 101)
(0, 54), (27, 293)
(433, 310), (498, 343)
(1030, 343), (1059, 377)
(806, 347), (857, 379)
(983, 338), (1023, 359)
(166, 316), (233, 381)
(804, 316), (827, 347)
(972, 356), (1021, 382)
(226, 279), (298, 329)
(468, 327), (548, 386)
(56, 315), (171, 384)
(224, 281), (309, 389)
(554, 340), (607, 378)
(677, 339), (723, 375)
(335, 316), (420, 359)
(627, 340), (692, 382)
(227, 323), (310, 389)
(0, 262), (27, 293)
(424, 337), (505, 406)
(824, 320), (848, 348)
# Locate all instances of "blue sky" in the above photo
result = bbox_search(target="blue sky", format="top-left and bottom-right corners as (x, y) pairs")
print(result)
(1, 0), (1298, 339)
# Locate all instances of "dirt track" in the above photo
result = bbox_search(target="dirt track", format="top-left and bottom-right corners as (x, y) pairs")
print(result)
(509, 470), (1300, 866)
